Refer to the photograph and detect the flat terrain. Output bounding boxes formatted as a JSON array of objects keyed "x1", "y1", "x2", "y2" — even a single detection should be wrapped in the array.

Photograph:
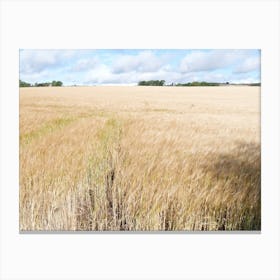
[{"x1": 20, "y1": 86, "x2": 261, "y2": 231}]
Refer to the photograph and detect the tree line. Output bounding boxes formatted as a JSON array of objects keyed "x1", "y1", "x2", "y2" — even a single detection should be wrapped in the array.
[
  {"x1": 175, "y1": 81, "x2": 220, "y2": 86},
  {"x1": 137, "y1": 80, "x2": 221, "y2": 86},
  {"x1": 19, "y1": 80, "x2": 63, "y2": 87},
  {"x1": 138, "y1": 80, "x2": 261, "y2": 86},
  {"x1": 138, "y1": 80, "x2": 165, "y2": 86}
]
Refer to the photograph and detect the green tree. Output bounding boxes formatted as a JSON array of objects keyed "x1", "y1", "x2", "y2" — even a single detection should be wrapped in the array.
[
  {"x1": 51, "y1": 80, "x2": 63, "y2": 87},
  {"x1": 138, "y1": 80, "x2": 165, "y2": 86},
  {"x1": 19, "y1": 80, "x2": 31, "y2": 87},
  {"x1": 36, "y1": 82, "x2": 51, "y2": 87}
]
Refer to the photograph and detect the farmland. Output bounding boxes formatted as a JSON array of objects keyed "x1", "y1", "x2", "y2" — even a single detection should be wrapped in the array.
[{"x1": 19, "y1": 86, "x2": 261, "y2": 231}]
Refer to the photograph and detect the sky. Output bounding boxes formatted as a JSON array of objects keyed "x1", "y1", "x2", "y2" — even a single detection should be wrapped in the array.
[{"x1": 19, "y1": 49, "x2": 261, "y2": 86}]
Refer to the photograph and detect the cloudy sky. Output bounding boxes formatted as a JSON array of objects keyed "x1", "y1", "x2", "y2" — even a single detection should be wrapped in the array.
[{"x1": 20, "y1": 49, "x2": 260, "y2": 86}]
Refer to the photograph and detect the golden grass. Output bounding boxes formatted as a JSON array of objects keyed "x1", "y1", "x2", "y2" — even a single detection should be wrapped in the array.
[{"x1": 19, "y1": 86, "x2": 261, "y2": 231}]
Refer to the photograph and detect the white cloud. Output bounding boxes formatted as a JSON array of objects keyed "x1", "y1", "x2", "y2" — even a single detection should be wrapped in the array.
[
  {"x1": 233, "y1": 56, "x2": 260, "y2": 73},
  {"x1": 20, "y1": 50, "x2": 57, "y2": 74},
  {"x1": 71, "y1": 57, "x2": 99, "y2": 72},
  {"x1": 230, "y1": 77, "x2": 260, "y2": 84},
  {"x1": 112, "y1": 51, "x2": 164, "y2": 73},
  {"x1": 84, "y1": 65, "x2": 217, "y2": 85},
  {"x1": 85, "y1": 64, "x2": 119, "y2": 84},
  {"x1": 180, "y1": 50, "x2": 249, "y2": 73},
  {"x1": 20, "y1": 70, "x2": 51, "y2": 84},
  {"x1": 20, "y1": 50, "x2": 87, "y2": 74}
]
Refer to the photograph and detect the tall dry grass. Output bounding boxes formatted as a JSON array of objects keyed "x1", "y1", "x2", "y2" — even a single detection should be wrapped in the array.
[{"x1": 20, "y1": 86, "x2": 261, "y2": 231}]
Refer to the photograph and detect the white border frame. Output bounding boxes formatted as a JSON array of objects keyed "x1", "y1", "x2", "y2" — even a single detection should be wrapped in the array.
[{"x1": 1, "y1": 0, "x2": 280, "y2": 279}]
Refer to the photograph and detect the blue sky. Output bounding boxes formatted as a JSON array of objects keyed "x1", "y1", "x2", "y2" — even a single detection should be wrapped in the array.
[{"x1": 20, "y1": 49, "x2": 261, "y2": 85}]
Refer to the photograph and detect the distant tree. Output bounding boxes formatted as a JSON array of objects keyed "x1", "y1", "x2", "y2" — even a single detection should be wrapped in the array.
[
  {"x1": 51, "y1": 80, "x2": 63, "y2": 87},
  {"x1": 36, "y1": 82, "x2": 51, "y2": 87},
  {"x1": 248, "y1": 83, "x2": 261, "y2": 86},
  {"x1": 138, "y1": 81, "x2": 147, "y2": 86},
  {"x1": 19, "y1": 80, "x2": 31, "y2": 87},
  {"x1": 175, "y1": 81, "x2": 220, "y2": 86},
  {"x1": 138, "y1": 80, "x2": 165, "y2": 86},
  {"x1": 31, "y1": 81, "x2": 63, "y2": 87}
]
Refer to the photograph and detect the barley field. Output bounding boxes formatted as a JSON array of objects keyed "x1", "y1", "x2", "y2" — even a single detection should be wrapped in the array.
[{"x1": 19, "y1": 86, "x2": 261, "y2": 231}]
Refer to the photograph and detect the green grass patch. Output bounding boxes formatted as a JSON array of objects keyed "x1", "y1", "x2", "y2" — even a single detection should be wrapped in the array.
[{"x1": 20, "y1": 117, "x2": 75, "y2": 144}]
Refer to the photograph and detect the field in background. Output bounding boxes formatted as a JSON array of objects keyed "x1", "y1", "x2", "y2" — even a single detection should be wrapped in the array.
[{"x1": 20, "y1": 86, "x2": 261, "y2": 231}]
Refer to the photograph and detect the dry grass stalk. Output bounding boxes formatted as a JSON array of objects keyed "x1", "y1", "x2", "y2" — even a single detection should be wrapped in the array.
[{"x1": 20, "y1": 86, "x2": 261, "y2": 231}]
